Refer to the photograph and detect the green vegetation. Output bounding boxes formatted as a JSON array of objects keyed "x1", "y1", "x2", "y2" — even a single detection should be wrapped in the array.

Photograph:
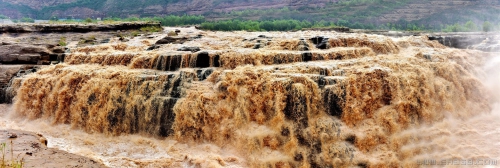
[
  {"x1": 19, "y1": 17, "x2": 34, "y2": 23},
  {"x1": 140, "y1": 26, "x2": 162, "y2": 32},
  {"x1": 1, "y1": 141, "x2": 24, "y2": 168},
  {"x1": 483, "y1": 21, "x2": 492, "y2": 32},
  {"x1": 198, "y1": 18, "x2": 499, "y2": 32},
  {"x1": 153, "y1": 15, "x2": 205, "y2": 26},
  {"x1": 130, "y1": 30, "x2": 140, "y2": 37},
  {"x1": 3, "y1": 0, "x2": 500, "y2": 32},
  {"x1": 36, "y1": 0, "x2": 106, "y2": 18},
  {"x1": 6, "y1": 11, "x2": 500, "y2": 33},
  {"x1": 84, "y1": 18, "x2": 93, "y2": 23},
  {"x1": 59, "y1": 37, "x2": 67, "y2": 46},
  {"x1": 42, "y1": 13, "x2": 500, "y2": 32},
  {"x1": 0, "y1": 15, "x2": 7, "y2": 19},
  {"x1": 0, "y1": 2, "x2": 35, "y2": 17},
  {"x1": 200, "y1": 19, "x2": 342, "y2": 31},
  {"x1": 167, "y1": 31, "x2": 178, "y2": 36},
  {"x1": 98, "y1": 15, "x2": 204, "y2": 26},
  {"x1": 439, "y1": 21, "x2": 498, "y2": 32},
  {"x1": 464, "y1": 21, "x2": 477, "y2": 31}
]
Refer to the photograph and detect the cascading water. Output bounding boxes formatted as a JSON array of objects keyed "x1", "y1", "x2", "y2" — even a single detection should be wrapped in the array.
[{"x1": 1, "y1": 29, "x2": 498, "y2": 167}]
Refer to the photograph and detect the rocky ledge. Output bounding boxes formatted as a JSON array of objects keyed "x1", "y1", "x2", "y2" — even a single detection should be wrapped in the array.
[
  {"x1": 356, "y1": 30, "x2": 500, "y2": 52},
  {"x1": 426, "y1": 32, "x2": 500, "y2": 52},
  {"x1": 0, "y1": 22, "x2": 161, "y2": 33}
]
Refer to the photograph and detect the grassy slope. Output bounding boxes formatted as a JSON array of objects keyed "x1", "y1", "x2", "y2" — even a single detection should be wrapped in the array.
[{"x1": 0, "y1": 1, "x2": 34, "y2": 16}]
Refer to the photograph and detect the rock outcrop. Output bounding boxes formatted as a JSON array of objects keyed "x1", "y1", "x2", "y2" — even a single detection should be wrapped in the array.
[
  {"x1": 2, "y1": 0, "x2": 499, "y2": 27},
  {"x1": 0, "y1": 65, "x2": 38, "y2": 103},
  {"x1": 0, "y1": 44, "x2": 49, "y2": 64},
  {"x1": 0, "y1": 43, "x2": 66, "y2": 64},
  {"x1": 0, "y1": 23, "x2": 163, "y2": 104},
  {"x1": 2, "y1": 27, "x2": 494, "y2": 167},
  {"x1": 155, "y1": 36, "x2": 190, "y2": 45},
  {"x1": 177, "y1": 46, "x2": 201, "y2": 52},
  {"x1": 0, "y1": 22, "x2": 161, "y2": 33},
  {"x1": 472, "y1": 38, "x2": 500, "y2": 52},
  {"x1": 427, "y1": 33, "x2": 500, "y2": 51},
  {"x1": 355, "y1": 30, "x2": 500, "y2": 52}
]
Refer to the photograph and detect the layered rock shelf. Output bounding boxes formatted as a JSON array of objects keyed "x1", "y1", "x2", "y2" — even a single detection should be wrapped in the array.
[
  {"x1": 0, "y1": 27, "x2": 494, "y2": 167},
  {"x1": 354, "y1": 30, "x2": 500, "y2": 52},
  {"x1": 0, "y1": 22, "x2": 161, "y2": 33}
]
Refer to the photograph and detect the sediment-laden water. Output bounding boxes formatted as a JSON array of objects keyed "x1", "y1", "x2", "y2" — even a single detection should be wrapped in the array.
[{"x1": 1, "y1": 28, "x2": 499, "y2": 167}]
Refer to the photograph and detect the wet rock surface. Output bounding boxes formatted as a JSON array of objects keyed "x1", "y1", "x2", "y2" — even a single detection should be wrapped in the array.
[
  {"x1": 1, "y1": 27, "x2": 496, "y2": 167},
  {"x1": 155, "y1": 36, "x2": 190, "y2": 44},
  {"x1": 177, "y1": 46, "x2": 200, "y2": 52},
  {"x1": 0, "y1": 23, "x2": 167, "y2": 104},
  {"x1": 0, "y1": 22, "x2": 161, "y2": 33},
  {"x1": 355, "y1": 30, "x2": 500, "y2": 52},
  {"x1": 0, "y1": 44, "x2": 51, "y2": 64},
  {"x1": 0, "y1": 65, "x2": 39, "y2": 104},
  {"x1": 0, "y1": 130, "x2": 106, "y2": 168},
  {"x1": 427, "y1": 33, "x2": 500, "y2": 52}
]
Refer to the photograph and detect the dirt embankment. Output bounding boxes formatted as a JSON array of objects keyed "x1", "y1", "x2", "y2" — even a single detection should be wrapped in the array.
[
  {"x1": 0, "y1": 130, "x2": 106, "y2": 168},
  {"x1": 0, "y1": 105, "x2": 106, "y2": 168}
]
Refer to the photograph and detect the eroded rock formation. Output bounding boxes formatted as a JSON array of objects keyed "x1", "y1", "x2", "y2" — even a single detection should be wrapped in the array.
[
  {"x1": 0, "y1": 22, "x2": 161, "y2": 33},
  {"x1": 4, "y1": 28, "x2": 494, "y2": 167}
]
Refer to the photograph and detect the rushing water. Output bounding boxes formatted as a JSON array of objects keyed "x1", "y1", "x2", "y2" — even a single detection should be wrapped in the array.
[{"x1": 1, "y1": 30, "x2": 499, "y2": 167}]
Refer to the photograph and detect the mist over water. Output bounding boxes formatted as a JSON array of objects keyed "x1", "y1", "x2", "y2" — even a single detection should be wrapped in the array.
[
  {"x1": 397, "y1": 53, "x2": 500, "y2": 166},
  {"x1": 0, "y1": 104, "x2": 248, "y2": 167}
]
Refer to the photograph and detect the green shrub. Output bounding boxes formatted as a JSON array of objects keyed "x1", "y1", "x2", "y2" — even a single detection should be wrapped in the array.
[
  {"x1": 464, "y1": 21, "x2": 477, "y2": 31},
  {"x1": 20, "y1": 17, "x2": 34, "y2": 23},
  {"x1": 167, "y1": 31, "x2": 177, "y2": 36},
  {"x1": 88, "y1": 35, "x2": 96, "y2": 41},
  {"x1": 84, "y1": 18, "x2": 93, "y2": 23},
  {"x1": 58, "y1": 37, "x2": 67, "y2": 46},
  {"x1": 483, "y1": 21, "x2": 492, "y2": 32},
  {"x1": 1, "y1": 141, "x2": 24, "y2": 168},
  {"x1": 140, "y1": 26, "x2": 162, "y2": 32},
  {"x1": 130, "y1": 30, "x2": 139, "y2": 37}
]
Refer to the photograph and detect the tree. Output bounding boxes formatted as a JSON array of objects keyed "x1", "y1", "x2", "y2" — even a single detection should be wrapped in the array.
[
  {"x1": 84, "y1": 18, "x2": 93, "y2": 23},
  {"x1": 0, "y1": 15, "x2": 8, "y2": 19},
  {"x1": 464, "y1": 21, "x2": 477, "y2": 32},
  {"x1": 483, "y1": 21, "x2": 492, "y2": 32},
  {"x1": 20, "y1": 17, "x2": 34, "y2": 23},
  {"x1": 336, "y1": 19, "x2": 349, "y2": 27}
]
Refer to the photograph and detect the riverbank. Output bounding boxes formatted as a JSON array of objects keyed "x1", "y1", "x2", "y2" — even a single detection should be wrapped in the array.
[{"x1": 0, "y1": 104, "x2": 106, "y2": 168}]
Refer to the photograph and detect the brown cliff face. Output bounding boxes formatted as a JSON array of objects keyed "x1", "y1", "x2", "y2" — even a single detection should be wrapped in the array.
[
  {"x1": 2, "y1": 0, "x2": 77, "y2": 9},
  {"x1": 99, "y1": 0, "x2": 336, "y2": 15},
  {"x1": 378, "y1": 0, "x2": 500, "y2": 22},
  {"x1": 51, "y1": 7, "x2": 103, "y2": 19},
  {"x1": 1, "y1": 0, "x2": 337, "y2": 18},
  {"x1": 1, "y1": 0, "x2": 500, "y2": 28},
  {"x1": 208, "y1": 0, "x2": 335, "y2": 14}
]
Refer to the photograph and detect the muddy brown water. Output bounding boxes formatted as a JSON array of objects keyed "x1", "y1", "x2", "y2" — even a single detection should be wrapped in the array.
[{"x1": 1, "y1": 28, "x2": 499, "y2": 167}]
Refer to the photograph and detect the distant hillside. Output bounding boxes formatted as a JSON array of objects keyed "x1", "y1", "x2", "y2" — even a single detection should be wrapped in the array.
[
  {"x1": 0, "y1": 0, "x2": 335, "y2": 18},
  {"x1": 1, "y1": 0, "x2": 500, "y2": 29}
]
